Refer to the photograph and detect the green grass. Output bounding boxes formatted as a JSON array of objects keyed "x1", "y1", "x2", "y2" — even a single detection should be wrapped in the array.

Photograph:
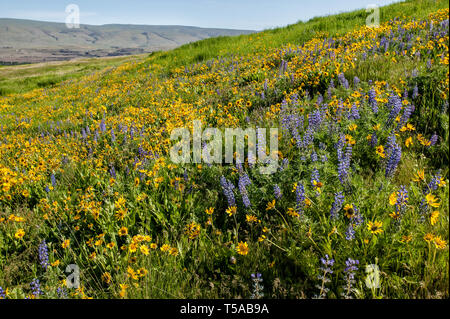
[{"x1": 0, "y1": 55, "x2": 147, "y2": 96}]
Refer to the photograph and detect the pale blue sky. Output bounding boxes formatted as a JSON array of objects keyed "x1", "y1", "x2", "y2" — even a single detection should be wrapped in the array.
[{"x1": 0, "y1": 0, "x2": 401, "y2": 30}]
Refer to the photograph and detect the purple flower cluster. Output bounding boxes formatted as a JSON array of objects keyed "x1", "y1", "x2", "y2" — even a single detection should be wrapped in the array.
[
  {"x1": 330, "y1": 192, "x2": 345, "y2": 219},
  {"x1": 336, "y1": 136, "x2": 352, "y2": 184},
  {"x1": 392, "y1": 186, "x2": 408, "y2": 222},
  {"x1": 30, "y1": 279, "x2": 43, "y2": 297},
  {"x1": 396, "y1": 103, "x2": 413, "y2": 131},
  {"x1": 386, "y1": 92, "x2": 402, "y2": 126},
  {"x1": 316, "y1": 254, "x2": 334, "y2": 298},
  {"x1": 345, "y1": 224, "x2": 355, "y2": 240},
  {"x1": 250, "y1": 273, "x2": 264, "y2": 299},
  {"x1": 369, "y1": 132, "x2": 378, "y2": 148},
  {"x1": 368, "y1": 87, "x2": 378, "y2": 114},
  {"x1": 348, "y1": 104, "x2": 360, "y2": 120},
  {"x1": 38, "y1": 240, "x2": 49, "y2": 270},
  {"x1": 310, "y1": 168, "x2": 320, "y2": 187},
  {"x1": 338, "y1": 73, "x2": 349, "y2": 89},
  {"x1": 220, "y1": 176, "x2": 236, "y2": 207},
  {"x1": 342, "y1": 258, "x2": 359, "y2": 299},
  {"x1": 428, "y1": 133, "x2": 438, "y2": 147},
  {"x1": 309, "y1": 109, "x2": 324, "y2": 130},
  {"x1": 274, "y1": 184, "x2": 282, "y2": 199},
  {"x1": 51, "y1": 174, "x2": 56, "y2": 187},
  {"x1": 385, "y1": 142, "x2": 402, "y2": 178},
  {"x1": 238, "y1": 174, "x2": 252, "y2": 208},
  {"x1": 426, "y1": 173, "x2": 443, "y2": 193},
  {"x1": 295, "y1": 182, "x2": 305, "y2": 215}
]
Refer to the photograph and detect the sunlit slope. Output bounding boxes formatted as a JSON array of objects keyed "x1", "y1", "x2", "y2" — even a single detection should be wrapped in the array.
[{"x1": 0, "y1": 0, "x2": 448, "y2": 299}]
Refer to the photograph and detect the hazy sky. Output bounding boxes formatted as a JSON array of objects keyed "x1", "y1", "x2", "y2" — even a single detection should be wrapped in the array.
[{"x1": 0, "y1": 0, "x2": 401, "y2": 30}]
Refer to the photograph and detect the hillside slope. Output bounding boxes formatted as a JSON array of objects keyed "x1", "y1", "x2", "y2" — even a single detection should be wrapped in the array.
[
  {"x1": 0, "y1": 0, "x2": 448, "y2": 300},
  {"x1": 0, "y1": 18, "x2": 254, "y2": 63}
]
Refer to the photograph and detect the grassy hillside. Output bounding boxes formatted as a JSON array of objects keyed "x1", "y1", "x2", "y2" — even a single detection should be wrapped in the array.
[
  {"x1": 0, "y1": 0, "x2": 448, "y2": 299},
  {"x1": 0, "y1": 54, "x2": 147, "y2": 95}
]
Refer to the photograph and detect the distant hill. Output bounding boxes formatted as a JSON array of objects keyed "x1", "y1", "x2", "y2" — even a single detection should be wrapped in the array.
[{"x1": 0, "y1": 18, "x2": 254, "y2": 64}]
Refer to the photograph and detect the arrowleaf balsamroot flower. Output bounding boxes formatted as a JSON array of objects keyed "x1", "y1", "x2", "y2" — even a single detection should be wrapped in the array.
[
  {"x1": 367, "y1": 221, "x2": 383, "y2": 235},
  {"x1": 236, "y1": 241, "x2": 249, "y2": 255}
]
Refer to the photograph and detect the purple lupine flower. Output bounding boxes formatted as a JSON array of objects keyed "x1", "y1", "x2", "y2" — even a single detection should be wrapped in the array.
[
  {"x1": 338, "y1": 73, "x2": 349, "y2": 89},
  {"x1": 238, "y1": 174, "x2": 252, "y2": 208},
  {"x1": 57, "y1": 287, "x2": 68, "y2": 299},
  {"x1": 330, "y1": 192, "x2": 345, "y2": 219},
  {"x1": 30, "y1": 279, "x2": 43, "y2": 297},
  {"x1": 0, "y1": 286, "x2": 6, "y2": 299},
  {"x1": 403, "y1": 88, "x2": 409, "y2": 100},
  {"x1": 426, "y1": 173, "x2": 443, "y2": 193},
  {"x1": 428, "y1": 133, "x2": 438, "y2": 146},
  {"x1": 309, "y1": 109, "x2": 324, "y2": 130},
  {"x1": 345, "y1": 224, "x2": 355, "y2": 240},
  {"x1": 394, "y1": 185, "x2": 408, "y2": 217},
  {"x1": 220, "y1": 176, "x2": 236, "y2": 207},
  {"x1": 412, "y1": 85, "x2": 419, "y2": 99},
  {"x1": 248, "y1": 150, "x2": 256, "y2": 168},
  {"x1": 369, "y1": 132, "x2": 378, "y2": 148},
  {"x1": 50, "y1": 174, "x2": 56, "y2": 187},
  {"x1": 111, "y1": 129, "x2": 116, "y2": 143},
  {"x1": 353, "y1": 76, "x2": 360, "y2": 87},
  {"x1": 337, "y1": 140, "x2": 352, "y2": 184},
  {"x1": 100, "y1": 120, "x2": 106, "y2": 132},
  {"x1": 327, "y1": 79, "x2": 334, "y2": 99},
  {"x1": 316, "y1": 94, "x2": 323, "y2": 106},
  {"x1": 295, "y1": 182, "x2": 305, "y2": 215},
  {"x1": 319, "y1": 255, "x2": 334, "y2": 274},
  {"x1": 342, "y1": 258, "x2": 359, "y2": 299},
  {"x1": 352, "y1": 205, "x2": 364, "y2": 226},
  {"x1": 317, "y1": 254, "x2": 334, "y2": 298},
  {"x1": 368, "y1": 88, "x2": 378, "y2": 112},
  {"x1": 250, "y1": 273, "x2": 264, "y2": 299},
  {"x1": 38, "y1": 240, "x2": 49, "y2": 270},
  {"x1": 348, "y1": 104, "x2": 360, "y2": 120},
  {"x1": 310, "y1": 168, "x2": 320, "y2": 188},
  {"x1": 385, "y1": 142, "x2": 402, "y2": 178},
  {"x1": 256, "y1": 128, "x2": 266, "y2": 158},
  {"x1": 396, "y1": 103, "x2": 413, "y2": 131},
  {"x1": 302, "y1": 126, "x2": 315, "y2": 148},
  {"x1": 274, "y1": 184, "x2": 282, "y2": 199},
  {"x1": 386, "y1": 92, "x2": 402, "y2": 126},
  {"x1": 109, "y1": 166, "x2": 116, "y2": 179},
  {"x1": 385, "y1": 133, "x2": 397, "y2": 157},
  {"x1": 311, "y1": 151, "x2": 318, "y2": 162}
]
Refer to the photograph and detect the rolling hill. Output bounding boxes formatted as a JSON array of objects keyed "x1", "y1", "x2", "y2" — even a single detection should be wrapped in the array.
[{"x1": 0, "y1": 18, "x2": 254, "y2": 64}]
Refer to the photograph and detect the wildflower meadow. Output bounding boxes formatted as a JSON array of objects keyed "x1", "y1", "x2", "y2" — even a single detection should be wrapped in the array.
[{"x1": 0, "y1": 0, "x2": 448, "y2": 300}]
